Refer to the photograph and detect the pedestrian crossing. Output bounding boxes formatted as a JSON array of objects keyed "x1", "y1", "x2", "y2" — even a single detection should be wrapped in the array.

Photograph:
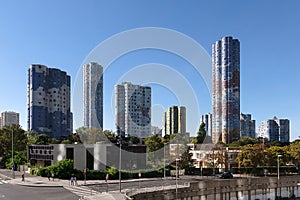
[
  {"x1": 0, "y1": 178, "x2": 8, "y2": 185},
  {"x1": 64, "y1": 185, "x2": 99, "y2": 199}
]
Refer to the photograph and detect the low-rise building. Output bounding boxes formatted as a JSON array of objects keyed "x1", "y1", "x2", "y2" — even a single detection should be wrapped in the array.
[
  {"x1": 28, "y1": 143, "x2": 147, "y2": 170},
  {"x1": 188, "y1": 144, "x2": 240, "y2": 170}
]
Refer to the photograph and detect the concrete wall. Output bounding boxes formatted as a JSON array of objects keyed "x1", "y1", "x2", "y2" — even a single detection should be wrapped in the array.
[
  {"x1": 52, "y1": 144, "x2": 87, "y2": 170},
  {"x1": 130, "y1": 176, "x2": 300, "y2": 200}
]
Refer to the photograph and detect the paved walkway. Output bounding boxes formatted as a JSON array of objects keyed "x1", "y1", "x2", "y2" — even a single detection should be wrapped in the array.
[
  {"x1": 0, "y1": 169, "x2": 175, "y2": 199},
  {"x1": 0, "y1": 169, "x2": 199, "y2": 199}
]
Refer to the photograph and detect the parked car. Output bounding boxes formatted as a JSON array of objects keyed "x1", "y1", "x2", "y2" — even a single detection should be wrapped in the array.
[{"x1": 217, "y1": 172, "x2": 233, "y2": 179}]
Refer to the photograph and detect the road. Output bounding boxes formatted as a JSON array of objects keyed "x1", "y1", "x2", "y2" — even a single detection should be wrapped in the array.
[{"x1": 0, "y1": 178, "x2": 78, "y2": 200}]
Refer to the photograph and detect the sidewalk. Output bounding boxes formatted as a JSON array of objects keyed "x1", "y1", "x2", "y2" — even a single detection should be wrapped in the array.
[
  {"x1": 7, "y1": 173, "x2": 171, "y2": 188},
  {"x1": 0, "y1": 170, "x2": 128, "y2": 199},
  {"x1": 0, "y1": 169, "x2": 186, "y2": 200}
]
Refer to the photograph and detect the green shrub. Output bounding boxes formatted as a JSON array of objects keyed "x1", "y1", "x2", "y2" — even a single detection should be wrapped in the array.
[
  {"x1": 30, "y1": 166, "x2": 39, "y2": 176},
  {"x1": 49, "y1": 159, "x2": 74, "y2": 179},
  {"x1": 86, "y1": 170, "x2": 106, "y2": 180},
  {"x1": 107, "y1": 167, "x2": 118, "y2": 179},
  {"x1": 37, "y1": 167, "x2": 50, "y2": 177}
]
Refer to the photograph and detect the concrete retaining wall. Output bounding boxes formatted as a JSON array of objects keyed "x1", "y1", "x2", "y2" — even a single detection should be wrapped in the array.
[{"x1": 130, "y1": 176, "x2": 300, "y2": 200}]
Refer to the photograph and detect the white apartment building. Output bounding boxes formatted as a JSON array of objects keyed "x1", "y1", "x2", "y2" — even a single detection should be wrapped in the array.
[
  {"x1": 115, "y1": 82, "x2": 151, "y2": 138},
  {"x1": 83, "y1": 62, "x2": 103, "y2": 129}
]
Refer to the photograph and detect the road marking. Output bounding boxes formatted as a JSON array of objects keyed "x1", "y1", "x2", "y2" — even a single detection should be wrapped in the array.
[
  {"x1": 64, "y1": 185, "x2": 98, "y2": 197},
  {"x1": 0, "y1": 178, "x2": 7, "y2": 185}
]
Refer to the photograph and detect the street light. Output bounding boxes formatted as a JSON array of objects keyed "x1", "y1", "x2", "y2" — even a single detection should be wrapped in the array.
[
  {"x1": 118, "y1": 138, "x2": 122, "y2": 193},
  {"x1": 164, "y1": 142, "x2": 169, "y2": 179},
  {"x1": 277, "y1": 154, "x2": 282, "y2": 180},
  {"x1": 11, "y1": 129, "x2": 14, "y2": 179},
  {"x1": 175, "y1": 158, "x2": 180, "y2": 199}
]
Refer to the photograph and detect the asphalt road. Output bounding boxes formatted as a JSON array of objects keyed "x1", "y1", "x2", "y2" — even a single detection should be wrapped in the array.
[{"x1": 0, "y1": 181, "x2": 79, "y2": 200}]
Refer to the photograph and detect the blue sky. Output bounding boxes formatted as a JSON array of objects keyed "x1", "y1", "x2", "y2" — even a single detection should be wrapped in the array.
[{"x1": 0, "y1": 0, "x2": 299, "y2": 141}]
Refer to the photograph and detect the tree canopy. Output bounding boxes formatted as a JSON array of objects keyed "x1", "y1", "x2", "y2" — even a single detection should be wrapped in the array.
[
  {"x1": 192, "y1": 122, "x2": 212, "y2": 144},
  {"x1": 144, "y1": 135, "x2": 164, "y2": 152},
  {"x1": 75, "y1": 127, "x2": 106, "y2": 144},
  {"x1": 0, "y1": 124, "x2": 28, "y2": 156},
  {"x1": 0, "y1": 125, "x2": 28, "y2": 169}
]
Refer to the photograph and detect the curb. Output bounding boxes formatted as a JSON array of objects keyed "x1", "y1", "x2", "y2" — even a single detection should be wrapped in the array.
[
  {"x1": 15, "y1": 183, "x2": 64, "y2": 188},
  {"x1": 0, "y1": 173, "x2": 12, "y2": 181}
]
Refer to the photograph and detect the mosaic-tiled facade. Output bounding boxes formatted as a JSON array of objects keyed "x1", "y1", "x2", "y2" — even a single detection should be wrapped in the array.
[
  {"x1": 115, "y1": 82, "x2": 151, "y2": 138},
  {"x1": 212, "y1": 36, "x2": 240, "y2": 144},
  {"x1": 27, "y1": 64, "x2": 72, "y2": 139}
]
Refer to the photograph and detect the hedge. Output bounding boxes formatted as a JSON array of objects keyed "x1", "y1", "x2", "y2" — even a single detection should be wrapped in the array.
[{"x1": 30, "y1": 159, "x2": 170, "y2": 180}]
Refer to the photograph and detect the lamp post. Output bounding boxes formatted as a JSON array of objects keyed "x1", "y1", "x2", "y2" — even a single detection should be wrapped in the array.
[
  {"x1": 119, "y1": 138, "x2": 122, "y2": 193},
  {"x1": 175, "y1": 158, "x2": 180, "y2": 199},
  {"x1": 277, "y1": 155, "x2": 282, "y2": 180},
  {"x1": 11, "y1": 129, "x2": 15, "y2": 179},
  {"x1": 164, "y1": 142, "x2": 169, "y2": 179}
]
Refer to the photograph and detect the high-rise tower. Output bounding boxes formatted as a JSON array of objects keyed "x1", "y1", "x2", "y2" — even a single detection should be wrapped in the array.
[
  {"x1": 27, "y1": 64, "x2": 72, "y2": 139},
  {"x1": 258, "y1": 117, "x2": 290, "y2": 143},
  {"x1": 164, "y1": 106, "x2": 186, "y2": 136},
  {"x1": 115, "y1": 82, "x2": 151, "y2": 138},
  {"x1": 201, "y1": 113, "x2": 212, "y2": 137},
  {"x1": 83, "y1": 62, "x2": 103, "y2": 129},
  {"x1": 212, "y1": 36, "x2": 240, "y2": 144},
  {"x1": 0, "y1": 111, "x2": 19, "y2": 128},
  {"x1": 240, "y1": 113, "x2": 256, "y2": 138}
]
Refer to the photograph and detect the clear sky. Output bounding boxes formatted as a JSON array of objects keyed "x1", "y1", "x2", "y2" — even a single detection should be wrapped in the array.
[{"x1": 0, "y1": 0, "x2": 299, "y2": 141}]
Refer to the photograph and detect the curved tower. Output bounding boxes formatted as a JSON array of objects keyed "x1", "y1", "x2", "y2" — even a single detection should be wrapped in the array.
[{"x1": 212, "y1": 36, "x2": 240, "y2": 144}]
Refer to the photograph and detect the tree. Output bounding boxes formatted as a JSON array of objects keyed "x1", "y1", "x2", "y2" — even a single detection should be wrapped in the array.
[
  {"x1": 178, "y1": 147, "x2": 193, "y2": 169},
  {"x1": 265, "y1": 145, "x2": 288, "y2": 166},
  {"x1": 0, "y1": 125, "x2": 28, "y2": 156},
  {"x1": 56, "y1": 133, "x2": 82, "y2": 144},
  {"x1": 144, "y1": 135, "x2": 164, "y2": 152},
  {"x1": 29, "y1": 134, "x2": 52, "y2": 144},
  {"x1": 233, "y1": 136, "x2": 259, "y2": 146},
  {"x1": 3, "y1": 151, "x2": 27, "y2": 170},
  {"x1": 144, "y1": 135, "x2": 164, "y2": 168},
  {"x1": 0, "y1": 125, "x2": 28, "y2": 169},
  {"x1": 286, "y1": 140, "x2": 300, "y2": 173},
  {"x1": 237, "y1": 144, "x2": 266, "y2": 168},
  {"x1": 192, "y1": 122, "x2": 210, "y2": 144},
  {"x1": 103, "y1": 130, "x2": 116, "y2": 143},
  {"x1": 76, "y1": 127, "x2": 106, "y2": 144},
  {"x1": 27, "y1": 131, "x2": 61, "y2": 144},
  {"x1": 129, "y1": 135, "x2": 140, "y2": 144}
]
